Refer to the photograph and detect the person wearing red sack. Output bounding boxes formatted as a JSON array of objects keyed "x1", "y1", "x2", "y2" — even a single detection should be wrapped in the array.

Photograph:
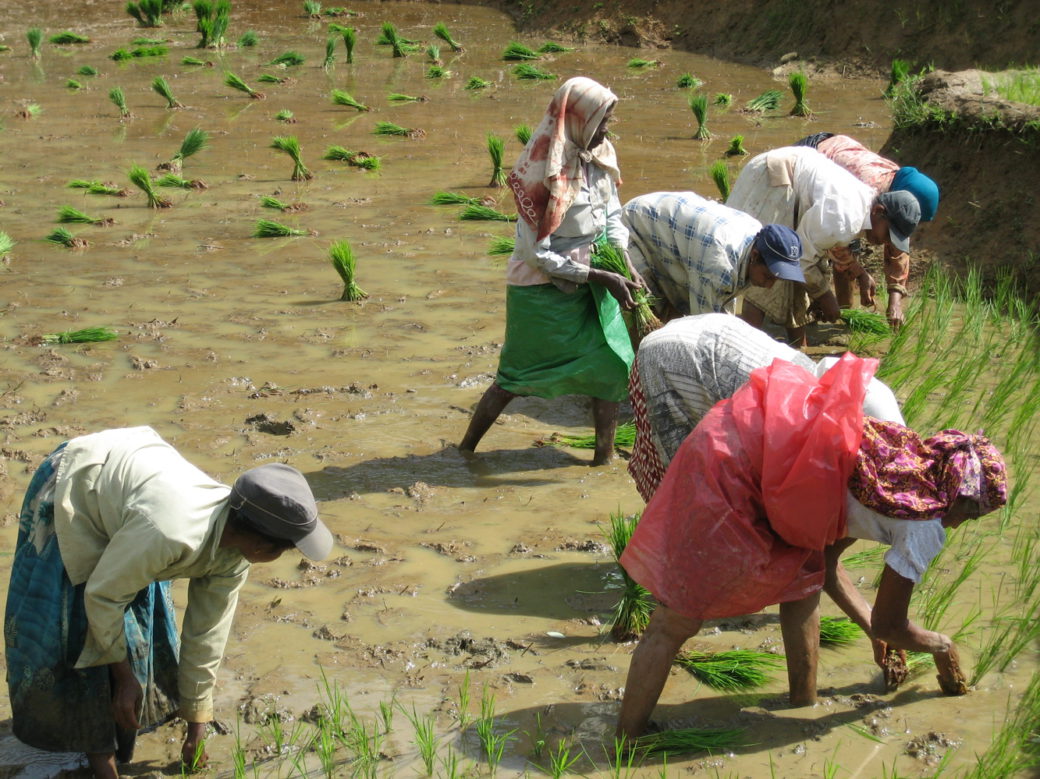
[{"x1": 614, "y1": 356, "x2": 1007, "y2": 739}]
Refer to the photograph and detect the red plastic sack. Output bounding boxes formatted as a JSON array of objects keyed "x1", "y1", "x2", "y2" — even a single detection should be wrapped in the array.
[{"x1": 621, "y1": 354, "x2": 875, "y2": 621}]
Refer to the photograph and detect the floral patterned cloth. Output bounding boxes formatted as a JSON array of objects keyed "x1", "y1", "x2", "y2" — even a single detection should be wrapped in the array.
[{"x1": 849, "y1": 418, "x2": 1008, "y2": 520}]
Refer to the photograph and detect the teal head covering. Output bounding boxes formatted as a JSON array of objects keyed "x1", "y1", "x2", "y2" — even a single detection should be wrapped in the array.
[{"x1": 892, "y1": 167, "x2": 939, "y2": 222}]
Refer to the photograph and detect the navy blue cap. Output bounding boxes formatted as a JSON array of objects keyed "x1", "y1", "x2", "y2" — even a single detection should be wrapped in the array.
[{"x1": 755, "y1": 224, "x2": 804, "y2": 283}]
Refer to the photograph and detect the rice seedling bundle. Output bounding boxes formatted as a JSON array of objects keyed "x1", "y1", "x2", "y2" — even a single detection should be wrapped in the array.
[
  {"x1": 58, "y1": 205, "x2": 113, "y2": 226},
  {"x1": 257, "y1": 73, "x2": 287, "y2": 84},
  {"x1": 260, "y1": 195, "x2": 290, "y2": 210},
  {"x1": 388, "y1": 93, "x2": 425, "y2": 103},
  {"x1": 543, "y1": 420, "x2": 637, "y2": 450},
  {"x1": 270, "y1": 51, "x2": 305, "y2": 67},
  {"x1": 465, "y1": 76, "x2": 492, "y2": 90},
  {"x1": 181, "y1": 56, "x2": 208, "y2": 66},
  {"x1": 426, "y1": 65, "x2": 449, "y2": 79},
  {"x1": 487, "y1": 133, "x2": 507, "y2": 188},
  {"x1": 488, "y1": 235, "x2": 515, "y2": 256},
  {"x1": 77, "y1": 65, "x2": 99, "y2": 76},
  {"x1": 426, "y1": 44, "x2": 441, "y2": 64},
  {"x1": 433, "y1": 22, "x2": 463, "y2": 52},
  {"x1": 45, "y1": 228, "x2": 88, "y2": 249},
  {"x1": 513, "y1": 63, "x2": 556, "y2": 80},
  {"x1": 111, "y1": 44, "x2": 168, "y2": 60},
  {"x1": 157, "y1": 173, "x2": 207, "y2": 189},
  {"x1": 322, "y1": 37, "x2": 335, "y2": 70},
  {"x1": 502, "y1": 41, "x2": 539, "y2": 61},
  {"x1": 27, "y1": 28, "x2": 43, "y2": 60},
  {"x1": 330, "y1": 89, "x2": 369, "y2": 111},
  {"x1": 41, "y1": 327, "x2": 117, "y2": 344},
  {"x1": 340, "y1": 27, "x2": 356, "y2": 63},
  {"x1": 789, "y1": 71, "x2": 813, "y2": 117},
  {"x1": 592, "y1": 240, "x2": 662, "y2": 337},
  {"x1": 714, "y1": 92, "x2": 733, "y2": 107},
  {"x1": 50, "y1": 31, "x2": 90, "y2": 45},
  {"x1": 194, "y1": 0, "x2": 230, "y2": 48},
  {"x1": 430, "y1": 191, "x2": 482, "y2": 206},
  {"x1": 634, "y1": 727, "x2": 744, "y2": 756},
  {"x1": 374, "y1": 121, "x2": 422, "y2": 138},
  {"x1": 675, "y1": 650, "x2": 785, "y2": 691},
  {"x1": 126, "y1": 0, "x2": 170, "y2": 27},
  {"x1": 66, "y1": 79, "x2": 82, "y2": 90},
  {"x1": 841, "y1": 545, "x2": 884, "y2": 568},
  {"x1": 744, "y1": 89, "x2": 783, "y2": 112},
  {"x1": 330, "y1": 240, "x2": 367, "y2": 301},
  {"x1": 108, "y1": 87, "x2": 131, "y2": 118},
  {"x1": 676, "y1": 72, "x2": 702, "y2": 89},
  {"x1": 132, "y1": 37, "x2": 166, "y2": 45},
  {"x1": 459, "y1": 204, "x2": 515, "y2": 222},
  {"x1": 275, "y1": 109, "x2": 296, "y2": 123},
  {"x1": 603, "y1": 510, "x2": 655, "y2": 641},
  {"x1": 726, "y1": 135, "x2": 748, "y2": 156},
  {"x1": 323, "y1": 145, "x2": 357, "y2": 161},
  {"x1": 303, "y1": 0, "x2": 322, "y2": 18},
  {"x1": 238, "y1": 30, "x2": 258, "y2": 47},
  {"x1": 224, "y1": 72, "x2": 265, "y2": 99},
  {"x1": 379, "y1": 22, "x2": 412, "y2": 58},
  {"x1": 709, "y1": 161, "x2": 731, "y2": 201},
  {"x1": 271, "y1": 135, "x2": 312, "y2": 181},
  {"x1": 152, "y1": 76, "x2": 183, "y2": 108},
  {"x1": 253, "y1": 219, "x2": 307, "y2": 238},
  {"x1": 515, "y1": 124, "x2": 532, "y2": 145},
  {"x1": 16, "y1": 103, "x2": 42, "y2": 119},
  {"x1": 627, "y1": 58, "x2": 661, "y2": 69},
  {"x1": 538, "y1": 41, "x2": 573, "y2": 53},
  {"x1": 885, "y1": 59, "x2": 911, "y2": 96},
  {"x1": 819, "y1": 616, "x2": 863, "y2": 646},
  {"x1": 349, "y1": 154, "x2": 381, "y2": 171},
  {"x1": 128, "y1": 164, "x2": 172, "y2": 208},
  {"x1": 0, "y1": 232, "x2": 17, "y2": 260},
  {"x1": 840, "y1": 309, "x2": 889, "y2": 334},
  {"x1": 68, "y1": 179, "x2": 128, "y2": 196},
  {"x1": 689, "y1": 92, "x2": 711, "y2": 140}
]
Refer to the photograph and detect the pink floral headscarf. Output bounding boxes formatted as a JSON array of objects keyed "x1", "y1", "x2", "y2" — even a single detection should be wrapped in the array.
[
  {"x1": 849, "y1": 417, "x2": 1008, "y2": 520},
  {"x1": 507, "y1": 76, "x2": 621, "y2": 241}
]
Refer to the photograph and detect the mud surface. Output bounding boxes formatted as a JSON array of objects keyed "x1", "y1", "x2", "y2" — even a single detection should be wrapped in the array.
[{"x1": 0, "y1": 2, "x2": 1036, "y2": 778}]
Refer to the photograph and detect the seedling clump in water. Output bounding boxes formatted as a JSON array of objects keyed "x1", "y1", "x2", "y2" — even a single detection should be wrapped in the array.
[
  {"x1": 329, "y1": 240, "x2": 367, "y2": 301},
  {"x1": 128, "y1": 164, "x2": 172, "y2": 208},
  {"x1": 271, "y1": 135, "x2": 312, "y2": 181}
]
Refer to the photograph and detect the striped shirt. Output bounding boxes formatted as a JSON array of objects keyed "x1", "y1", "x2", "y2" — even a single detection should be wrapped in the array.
[{"x1": 621, "y1": 192, "x2": 759, "y2": 316}]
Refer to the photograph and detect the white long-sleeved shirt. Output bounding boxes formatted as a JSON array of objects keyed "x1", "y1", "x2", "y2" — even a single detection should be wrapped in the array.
[{"x1": 53, "y1": 426, "x2": 249, "y2": 722}]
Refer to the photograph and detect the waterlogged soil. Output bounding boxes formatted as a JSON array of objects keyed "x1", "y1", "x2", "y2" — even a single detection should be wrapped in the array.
[{"x1": 0, "y1": 2, "x2": 1035, "y2": 777}]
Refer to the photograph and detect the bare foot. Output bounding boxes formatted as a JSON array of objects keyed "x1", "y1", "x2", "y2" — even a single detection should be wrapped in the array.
[{"x1": 934, "y1": 646, "x2": 968, "y2": 695}]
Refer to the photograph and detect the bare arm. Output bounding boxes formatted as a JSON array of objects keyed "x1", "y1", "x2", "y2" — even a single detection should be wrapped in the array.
[{"x1": 824, "y1": 540, "x2": 888, "y2": 671}]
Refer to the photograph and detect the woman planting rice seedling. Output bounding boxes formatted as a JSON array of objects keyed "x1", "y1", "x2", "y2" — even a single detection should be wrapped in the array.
[
  {"x1": 57, "y1": 206, "x2": 114, "y2": 227},
  {"x1": 271, "y1": 136, "x2": 312, "y2": 181},
  {"x1": 689, "y1": 93, "x2": 711, "y2": 140},
  {"x1": 486, "y1": 133, "x2": 507, "y2": 188},
  {"x1": 253, "y1": 219, "x2": 310, "y2": 238},
  {"x1": 224, "y1": 72, "x2": 265, "y2": 100},
  {"x1": 108, "y1": 87, "x2": 132, "y2": 119},
  {"x1": 4, "y1": 427, "x2": 332, "y2": 779},
  {"x1": 616, "y1": 353, "x2": 1006, "y2": 739},
  {"x1": 128, "y1": 165, "x2": 172, "y2": 208},
  {"x1": 46, "y1": 228, "x2": 89, "y2": 249},
  {"x1": 329, "y1": 240, "x2": 367, "y2": 301},
  {"x1": 433, "y1": 22, "x2": 463, "y2": 52},
  {"x1": 151, "y1": 77, "x2": 183, "y2": 109},
  {"x1": 331, "y1": 89, "x2": 369, "y2": 111},
  {"x1": 459, "y1": 77, "x2": 642, "y2": 466},
  {"x1": 41, "y1": 327, "x2": 118, "y2": 344},
  {"x1": 789, "y1": 71, "x2": 814, "y2": 117},
  {"x1": 513, "y1": 63, "x2": 556, "y2": 81}
]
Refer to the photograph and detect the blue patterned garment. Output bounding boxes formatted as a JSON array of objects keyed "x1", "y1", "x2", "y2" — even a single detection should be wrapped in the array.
[
  {"x1": 621, "y1": 191, "x2": 761, "y2": 316},
  {"x1": 4, "y1": 444, "x2": 180, "y2": 754}
]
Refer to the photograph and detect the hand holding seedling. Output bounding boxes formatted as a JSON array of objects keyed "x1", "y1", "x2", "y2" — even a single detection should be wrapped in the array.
[
  {"x1": 588, "y1": 267, "x2": 639, "y2": 310},
  {"x1": 181, "y1": 722, "x2": 209, "y2": 772},
  {"x1": 934, "y1": 643, "x2": 968, "y2": 695},
  {"x1": 857, "y1": 271, "x2": 877, "y2": 307}
]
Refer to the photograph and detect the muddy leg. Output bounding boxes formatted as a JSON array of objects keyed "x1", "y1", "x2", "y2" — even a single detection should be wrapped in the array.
[
  {"x1": 834, "y1": 269, "x2": 854, "y2": 309},
  {"x1": 459, "y1": 382, "x2": 517, "y2": 453},
  {"x1": 591, "y1": 398, "x2": 619, "y2": 466},
  {"x1": 616, "y1": 605, "x2": 703, "y2": 740},
  {"x1": 785, "y1": 326, "x2": 808, "y2": 349},
  {"x1": 779, "y1": 591, "x2": 821, "y2": 706},
  {"x1": 86, "y1": 752, "x2": 118, "y2": 779},
  {"x1": 740, "y1": 299, "x2": 767, "y2": 332}
]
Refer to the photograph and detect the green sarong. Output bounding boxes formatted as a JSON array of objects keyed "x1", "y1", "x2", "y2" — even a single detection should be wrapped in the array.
[{"x1": 496, "y1": 283, "x2": 634, "y2": 402}]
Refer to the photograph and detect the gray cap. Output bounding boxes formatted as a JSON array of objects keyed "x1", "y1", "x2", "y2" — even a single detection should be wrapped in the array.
[
  {"x1": 878, "y1": 190, "x2": 921, "y2": 253},
  {"x1": 229, "y1": 463, "x2": 333, "y2": 560}
]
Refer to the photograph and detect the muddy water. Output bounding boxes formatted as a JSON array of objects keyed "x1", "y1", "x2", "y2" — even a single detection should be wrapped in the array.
[{"x1": 0, "y1": 2, "x2": 1035, "y2": 777}]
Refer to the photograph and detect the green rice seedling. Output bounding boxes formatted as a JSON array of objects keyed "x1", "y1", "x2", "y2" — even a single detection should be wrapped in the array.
[
  {"x1": 323, "y1": 145, "x2": 357, "y2": 161},
  {"x1": 378, "y1": 695, "x2": 396, "y2": 734},
  {"x1": 132, "y1": 37, "x2": 166, "y2": 45},
  {"x1": 275, "y1": 109, "x2": 296, "y2": 123},
  {"x1": 538, "y1": 41, "x2": 573, "y2": 53},
  {"x1": 269, "y1": 51, "x2": 304, "y2": 67},
  {"x1": 157, "y1": 173, "x2": 207, "y2": 189},
  {"x1": 329, "y1": 240, "x2": 366, "y2": 300},
  {"x1": 456, "y1": 669, "x2": 472, "y2": 727},
  {"x1": 514, "y1": 63, "x2": 556, "y2": 80},
  {"x1": 50, "y1": 31, "x2": 90, "y2": 45},
  {"x1": 487, "y1": 133, "x2": 506, "y2": 188},
  {"x1": 674, "y1": 650, "x2": 784, "y2": 691},
  {"x1": 676, "y1": 72, "x2": 702, "y2": 89},
  {"x1": 515, "y1": 124, "x2": 532, "y2": 145},
  {"x1": 194, "y1": 0, "x2": 230, "y2": 48},
  {"x1": 542, "y1": 420, "x2": 637, "y2": 450},
  {"x1": 304, "y1": 0, "x2": 322, "y2": 17},
  {"x1": 841, "y1": 545, "x2": 884, "y2": 568},
  {"x1": 152, "y1": 76, "x2": 183, "y2": 108},
  {"x1": 224, "y1": 71, "x2": 265, "y2": 99},
  {"x1": 475, "y1": 687, "x2": 517, "y2": 774},
  {"x1": 840, "y1": 308, "x2": 889, "y2": 334},
  {"x1": 726, "y1": 135, "x2": 748, "y2": 156},
  {"x1": 108, "y1": 87, "x2": 132, "y2": 118},
  {"x1": 128, "y1": 165, "x2": 172, "y2": 208},
  {"x1": 271, "y1": 135, "x2": 312, "y2": 181},
  {"x1": 885, "y1": 58, "x2": 911, "y2": 97},
  {"x1": 603, "y1": 509, "x2": 654, "y2": 641},
  {"x1": 330, "y1": 88, "x2": 369, "y2": 111},
  {"x1": 41, "y1": 327, "x2": 117, "y2": 344},
  {"x1": 789, "y1": 71, "x2": 813, "y2": 117},
  {"x1": 964, "y1": 670, "x2": 1040, "y2": 778},
  {"x1": 66, "y1": 79, "x2": 82, "y2": 90},
  {"x1": 110, "y1": 48, "x2": 133, "y2": 60},
  {"x1": 238, "y1": 30, "x2": 258, "y2": 47},
  {"x1": 525, "y1": 712, "x2": 548, "y2": 763},
  {"x1": 0, "y1": 232, "x2": 15, "y2": 262},
  {"x1": 460, "y1": 203, "x2": 515, "y2": 222},
  {"x1": 374, "y1": 120, "x2": 422, "y2": 138},
  {"x1": 593, "y1": 240, "x2": 662, "y2": 336},
  {"x1": 433, "y1": 22, "x2": 463, "y2": 52},
  {"x1": 400, "y1": 705, "x2": 437, "y2": 775},
  {"x1": 379, "y1": 22, "x2": 411, "y2": 58},
  {"x1": 260, "y1": 195, "x2": 291, "y2": 210},
  {"x1": 502, "y1": 41, "x2": 539, "y2": 61},
  {"x1": 426, "y1": 44, "x2": 442, "y2": 64},
  {"x1": 45, "y1": 228, "x2": 88, "y2": 249},
  {"x1": 348, "y1": 153, "x2": 380, "y2": 171},
  {"x1": 58, "y1": 205, "x2": 113, "y2": 226},
  {"x1": 465, "y1": 76, "x2": 492, "y2": 90},
  {"x1": 744, "y1": 88, "x2": 783, "y2": 112},
  {"x1": 689, "y1": 92, "x2": 711, "y2": 139},
  {"x1": 181, "y1": 56, "x2": 207, "y2": 66},
  {"x1": 634, "y1": 727, "x2": 743, "y2": 756},
  {"x1": 388, "y1": 92, "x2": 425, "y2": 103},
  {"x1": 126, "y1": 0, "x2": 168, "y2": 27},
  {"x1": 426, "y1": 65, "x2": 449, "y2": 79},
  {"x1": 545, "y1": 739, "x2": 582, "y2": 777},
  {"x1": 339, "y1": 26, "x2": 357, "y2": 63},
  {"x1": 627, "y1": 58, "x2": 661, "y2": 69},
  {"x1": 77, "y1": 64, "x2": 99, "y2": 76},
  {"x1": 129, "y1": 45, "x2": 168, "y2": 58},
  {"x1": 430, "y1": 191, "x2": 482, "y2": 206},
  {"x1": 819, "y1": 616, "x2": 863, "y2": 646},
  {"x1": 68, "y1": 179, "x2": 129, "y2": 196},
  {"x1": 254, "y1": 219, "x2": 307, "y2": 238},
  {"x1": 322, "y1": 37, "x2": 335, "y2": 70},
  {"x1": 488, "y1": 236, "x2": 515, "y2": 256},
  {"x1": 257, "y1": 73, "x2": 286, "y2": 83},
  {"x1": 714, "y1": 92, "x2": 733, "y2": 107},
  {"x1": 27, "y1": 28, "x2": 43, "y2": 60}
]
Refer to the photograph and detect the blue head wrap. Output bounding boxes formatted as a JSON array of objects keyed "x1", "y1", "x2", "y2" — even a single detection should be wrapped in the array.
[{"x1": 891, "y1": 167, "x2": 939, "y2": 222}]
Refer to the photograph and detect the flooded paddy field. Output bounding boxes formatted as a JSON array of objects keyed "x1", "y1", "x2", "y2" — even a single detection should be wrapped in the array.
[{"x1": 0, "y1": 1, "x2": 1036, "y2": 776}]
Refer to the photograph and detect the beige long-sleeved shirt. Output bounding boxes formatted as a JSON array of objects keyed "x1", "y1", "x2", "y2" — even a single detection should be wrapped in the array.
[{"x1": 52, "y1": 426, "x2": 249, "y2": 722}]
